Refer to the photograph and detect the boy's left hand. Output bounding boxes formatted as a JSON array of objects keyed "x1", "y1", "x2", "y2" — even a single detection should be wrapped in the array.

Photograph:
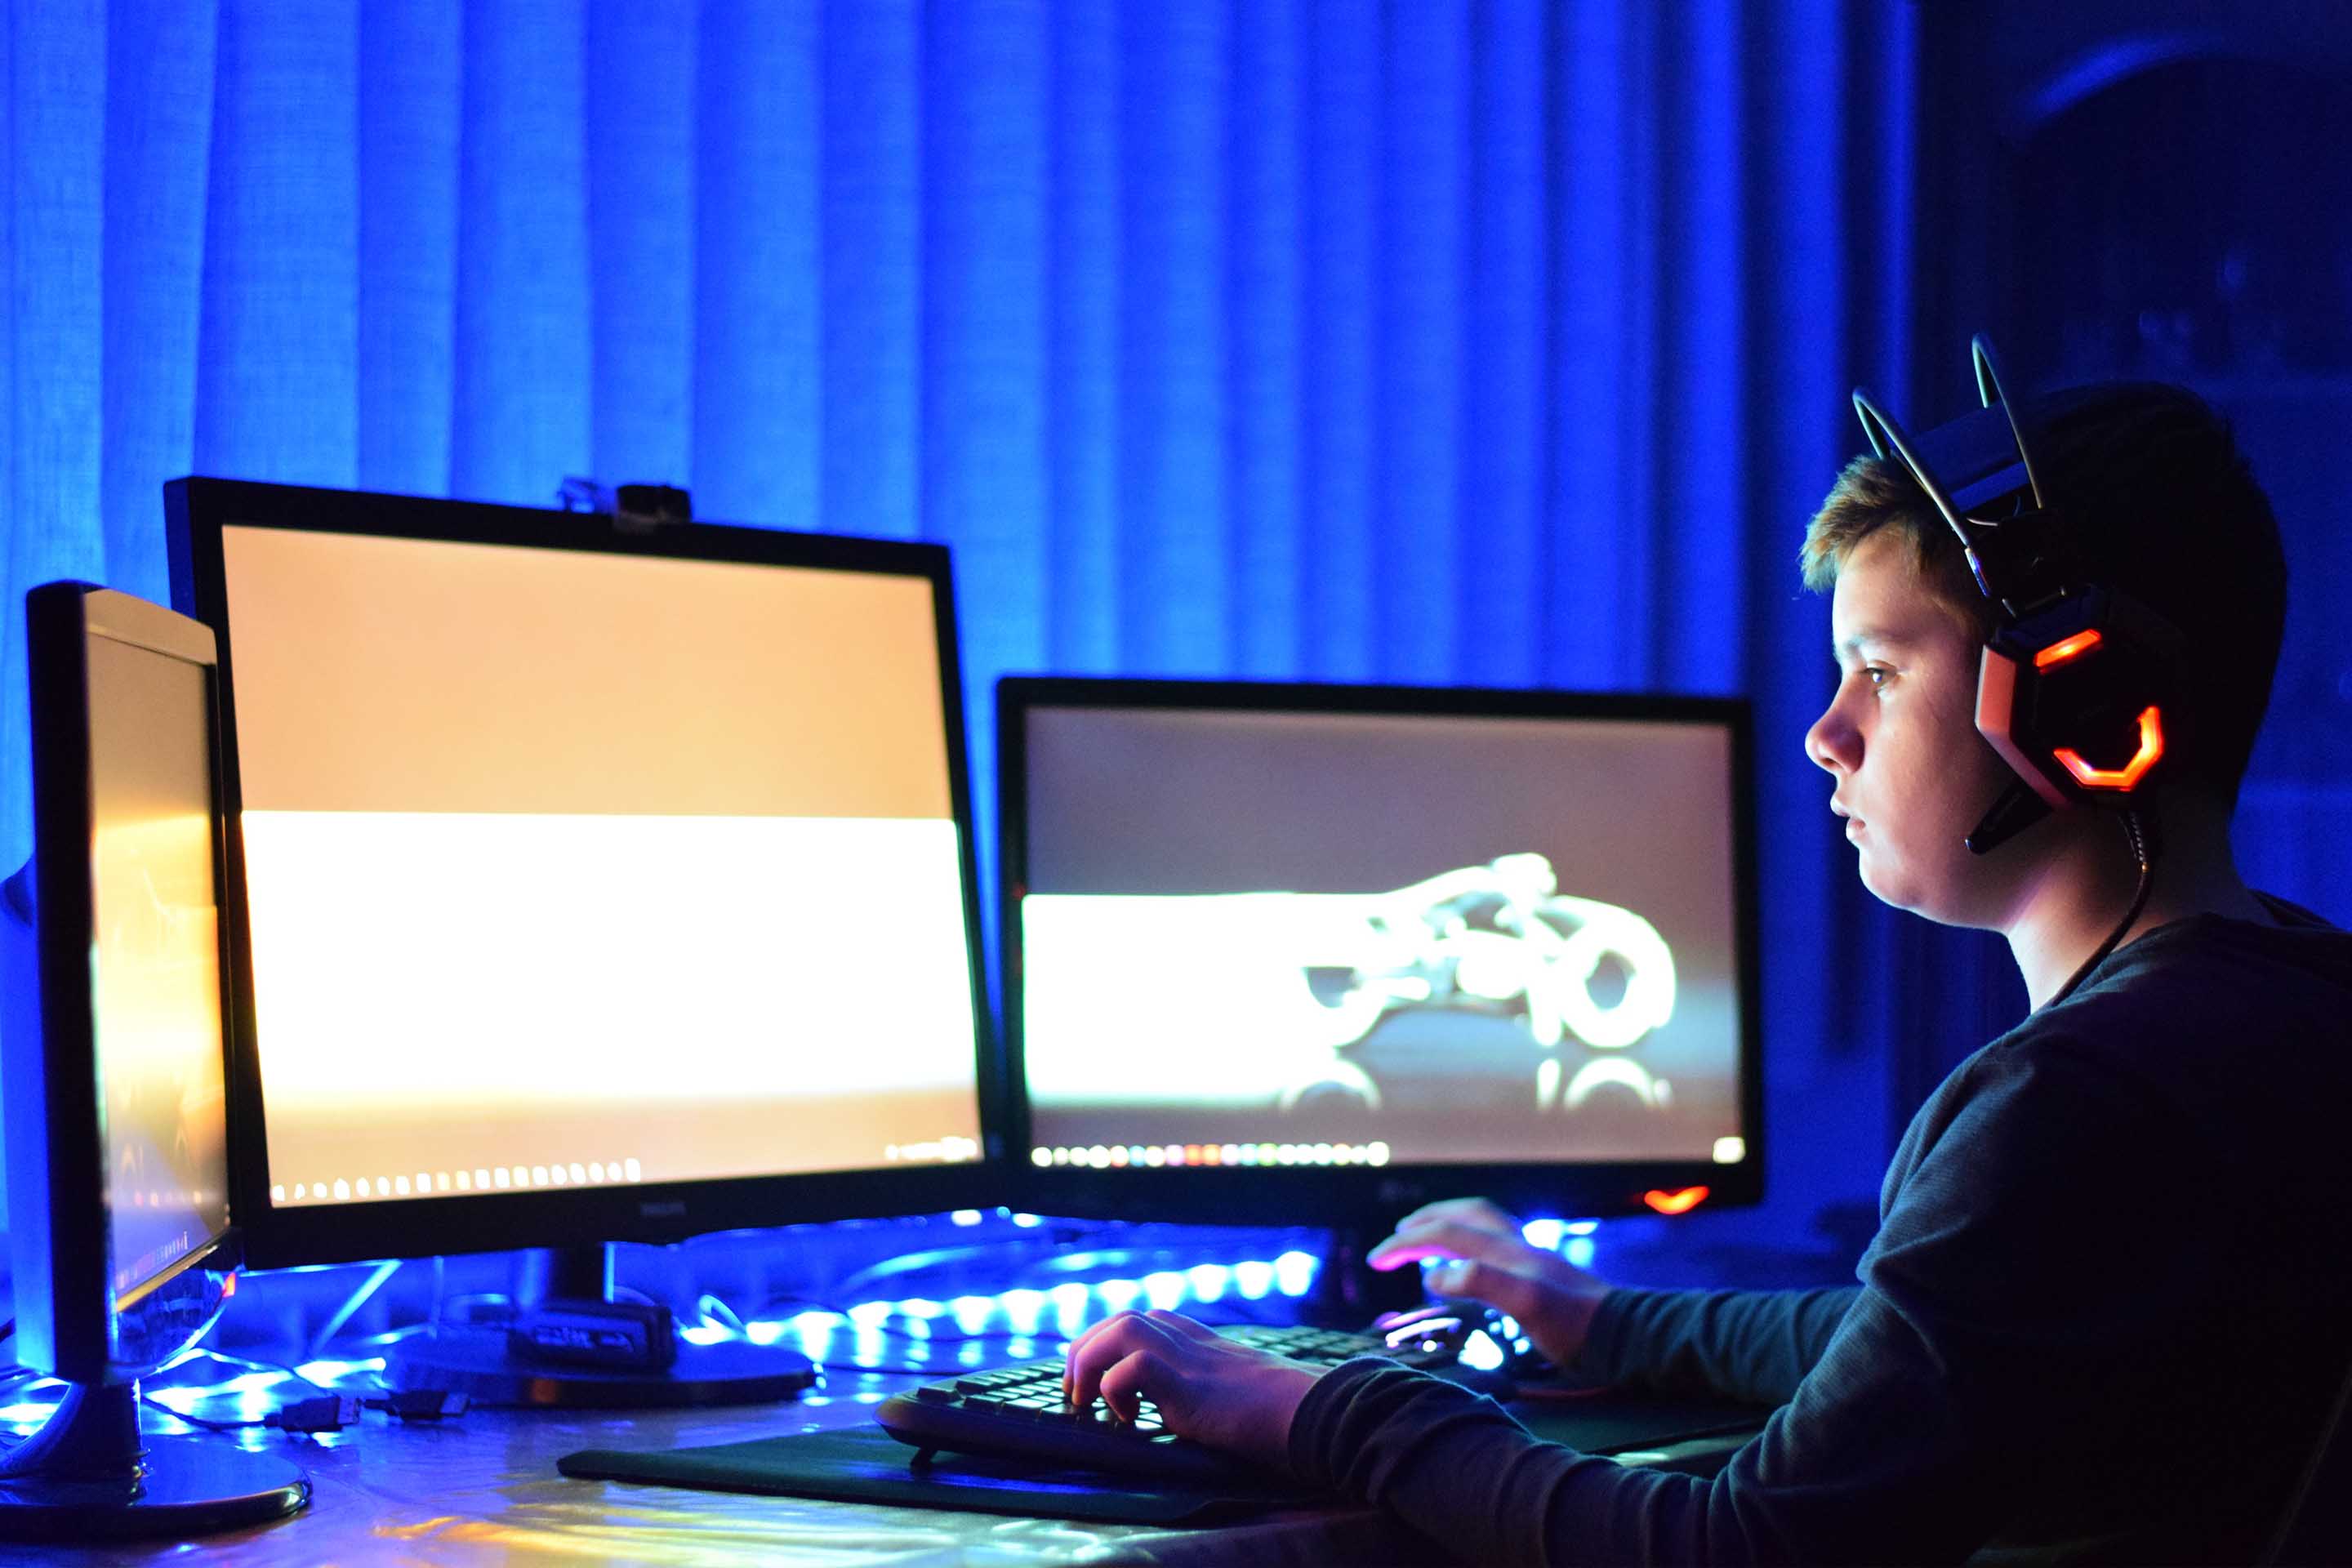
[{"x1": 1062, "y1": 1309, "x2": 1323, "y2": 1472}]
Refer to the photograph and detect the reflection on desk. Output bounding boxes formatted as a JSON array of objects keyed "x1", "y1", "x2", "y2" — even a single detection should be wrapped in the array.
[{"x1": 0, "y1": 1367, "x2": 1765, "y2": 1566}]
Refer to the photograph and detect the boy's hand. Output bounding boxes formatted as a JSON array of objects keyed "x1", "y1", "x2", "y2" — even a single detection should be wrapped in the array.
[
  {"x1": 1366, "y1": 1196, "x2": 1614, "y2": 1368},
  {"x1": 1062, "y1": 1309, "x2": 1322, "y2": 1471}
]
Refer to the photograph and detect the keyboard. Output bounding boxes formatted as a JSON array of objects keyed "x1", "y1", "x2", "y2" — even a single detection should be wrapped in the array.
[{"x1": 874, "y1": 1321, "x2": 1473, "y2": 1481}]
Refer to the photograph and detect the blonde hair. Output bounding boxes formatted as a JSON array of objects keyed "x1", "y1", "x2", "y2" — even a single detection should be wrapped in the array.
[{"x1": 1797, "y1": 453, "x2": 1993, "y2": 641}]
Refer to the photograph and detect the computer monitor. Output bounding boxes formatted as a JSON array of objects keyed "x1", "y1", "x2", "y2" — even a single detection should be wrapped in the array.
[
  {"x1": 0, "y1": 581, "x2": 308, "y2": 1538},
  {"x1": 167, "y1": 478, "x2": 1000, "y2": 1401},
  {"x1": 999, "y1": 678, "x2": 1762, "y2": 1236}
]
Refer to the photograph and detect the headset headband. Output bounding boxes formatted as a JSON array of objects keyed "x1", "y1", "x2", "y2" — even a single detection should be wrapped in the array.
[
  {"x1": 1849, "y1": 336, "x2": 2177, "y2": 856},
  {"x1": 1852, "y1": 337, "x2": 2078, "y2": 616}
]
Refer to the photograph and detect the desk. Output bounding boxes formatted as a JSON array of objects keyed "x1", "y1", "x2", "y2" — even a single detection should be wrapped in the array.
[{"x1": 0, "y1": 1368, "x2": 1761, "y2": 1566}]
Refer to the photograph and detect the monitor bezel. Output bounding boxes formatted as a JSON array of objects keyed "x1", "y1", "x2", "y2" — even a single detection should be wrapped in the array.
[
  {"x1": 167, "y1": 477, "x2": 1008, "y2": 1270},
  {"x1": 7, "y1": 583, "x2": 241, "y2": 1382},
  {"x1": 996, "y1": 675, "x2": 1765, "y2": 1227}
]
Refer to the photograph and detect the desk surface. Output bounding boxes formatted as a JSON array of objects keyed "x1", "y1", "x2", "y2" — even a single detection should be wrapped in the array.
[{"x1": 0, "y1": 1366, "x2": 1758, "y2": 1566}]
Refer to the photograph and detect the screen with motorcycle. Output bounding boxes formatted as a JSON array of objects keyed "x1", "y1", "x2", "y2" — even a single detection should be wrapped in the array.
[{"x1": 1005, "y1": 687, "x2": 1753, "y2": 1181}]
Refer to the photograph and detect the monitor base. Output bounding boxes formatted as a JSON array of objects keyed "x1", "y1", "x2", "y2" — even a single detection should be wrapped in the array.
[
  {"x1": 0, "y1": 1383, "x2": 309, "y2": 1544},
  {"x1": 386, "y1": 1327, "x2": 817, "y2": 1409}
]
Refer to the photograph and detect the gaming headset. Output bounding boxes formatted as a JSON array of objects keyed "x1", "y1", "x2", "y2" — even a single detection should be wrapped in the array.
[{"x1": 1850, "y1": 336, "x2": 2185, "y2": 860}]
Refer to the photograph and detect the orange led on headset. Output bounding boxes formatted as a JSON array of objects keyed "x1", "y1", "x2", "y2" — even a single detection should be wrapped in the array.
[
  {"x1": 1642, "y1": 1186, "x2": 1709, "y2": 1216},
  {"x1": 2033, "y1": 629, "x2": 2104, "y2": 670},
  {"x1": 2053, "y1": 705, "x2": 2164, "y2": 790}
]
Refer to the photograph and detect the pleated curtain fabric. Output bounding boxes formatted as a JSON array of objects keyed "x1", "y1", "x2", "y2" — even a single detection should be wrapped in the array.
[{"x1": 0, "y1": 0, "x2": 1950, "y2": 1244}]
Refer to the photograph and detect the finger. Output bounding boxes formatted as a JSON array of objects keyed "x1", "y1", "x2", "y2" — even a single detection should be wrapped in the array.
[
  {"x1": 1067, "y1": 1312, "x2": 1156, "y2": 1405},
  {"x1": 1389, "y1": 1196, "x2": 1521, "y2": 1237},
  {"x1": 1422, "y1": 1256, "x2": 1548, "y2": 1325},
  {"x1": 1065, "y1": 1308, "x2": 1142, "y2": 1364},
  {"x1": 1098, "y1": 1348, "x2": 1170, "y2": 1427},
  {"x1": 1368, "y1": 1202, "x2": 1521, "y2": 1267},
  {"x1": 1067, "y1": 1312, "x2": 1166, "y2": 1413},
  {"x1": 1062, "y1": 1311, "x2": 1136, "y2": 1401},
  {"x1": 1367, "y1": 1218, "x2": 1539, "y2": 1272},
  {"x1": 1142, "y1": 1309, "x2": 1218, "y2": 1343}
]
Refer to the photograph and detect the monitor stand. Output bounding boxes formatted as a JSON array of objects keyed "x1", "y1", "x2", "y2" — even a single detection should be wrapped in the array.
[
  {"x1": 385, "y1": 1242, "x2": 817, "y2": 1408},
  {"x1": 0, "y1": 1381, "x2": 309, "y2": 1543}
]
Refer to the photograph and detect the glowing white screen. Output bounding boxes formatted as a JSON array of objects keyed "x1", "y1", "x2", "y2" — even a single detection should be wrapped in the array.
[
  {"x1": 1017, "y1": 706, "x2": 1746, "y2": 1170},
  {"x1": 87, "y1": 635, "x2": 230, "y2": 1291},
  {"x1": 220, "y1": 524, "x2": 984, "y2": 1205}
]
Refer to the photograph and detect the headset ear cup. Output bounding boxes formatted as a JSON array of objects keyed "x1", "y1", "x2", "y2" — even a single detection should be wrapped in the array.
[
  {"x1": 1976, "y1": 645, "x2": 2074, "y2": 811},
  {"x1": 1861, "y1": 336, "x2": 2190, "y2": 845},
  {"x1": 1982, "y1": 586, "x2": 2184, "y2": 810}
]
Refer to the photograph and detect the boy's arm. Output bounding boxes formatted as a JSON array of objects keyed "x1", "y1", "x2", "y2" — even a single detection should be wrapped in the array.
[
  {"x1": 1290, "y1": 1284, "x2": 1992, "y2": 1568},
  {"x1": 1289, "y1": 1036, "x2": 2217, "y2": 1566},
  {"x1": 1569, "y1": 1284, "x2": 1862, "y2": 1405}
]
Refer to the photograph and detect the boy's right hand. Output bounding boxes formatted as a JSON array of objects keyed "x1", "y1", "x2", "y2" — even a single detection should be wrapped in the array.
[{"x1": 1365, "y1": 1196, "x2": 1615, "y2": 1369}]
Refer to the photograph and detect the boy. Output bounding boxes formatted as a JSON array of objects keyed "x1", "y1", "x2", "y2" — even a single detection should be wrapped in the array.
[{"x1": 1062, "y1": 376, "x2": 2352, "y2": 1563}]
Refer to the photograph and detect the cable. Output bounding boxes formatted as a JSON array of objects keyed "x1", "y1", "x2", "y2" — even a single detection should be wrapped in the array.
[
  {"x1": 693, "y1": 1294, "x2": 749, "y2": 1338},
  {"x1": 824, "y1": 1223, "x2": 1133, "y2": 1301},
  {"x1": 2047, "y1": 808, "x2": 2158, "y2": 1009},
  {"x1": 140, "y1": 1392, "x2": 265, "y2": 1433},
  {"x1": 153, "y1": 1346, "x2": 338, "y2": 1397},
  {"x1": 305, "y1": 1259, "x2": 403, "y2": 1361}
]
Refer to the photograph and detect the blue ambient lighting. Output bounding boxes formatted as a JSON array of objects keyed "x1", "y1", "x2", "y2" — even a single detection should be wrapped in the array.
[
  {"x1": 1048, "y1": 1282, "x2": 1090, "y2": 1334},
  {"x1": 1273, "y1": 1251, "x2": 1319, "y2": 1298},
  {"x1": 1185, "y1": 1263, "x2": 1232, "y2": 1302},
  {"x1": 1000, "y1": 1289, "x2": 1049, "y2": 1335},
  {"x1": 149, "y1": 1248, "x2": 1349, "y2": 1420}
]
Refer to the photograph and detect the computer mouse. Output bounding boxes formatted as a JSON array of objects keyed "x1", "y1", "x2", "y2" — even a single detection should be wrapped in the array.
[{"x1": 1370, "y1": 1299, "x2": 1538, "y2": 1378}]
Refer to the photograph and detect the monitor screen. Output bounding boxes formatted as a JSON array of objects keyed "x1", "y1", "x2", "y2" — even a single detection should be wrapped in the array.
[
  {"x1": 87, "y1": 629, "x2": 234, "y2": 1303},
  {"x1": 1000, "y1": 679, "x2": 1761, "y2": 1223},
  {"x1": 169, "y1": 479, "x2": 996, "y2": 1267},
  {"x1": 2, "y1": 585, "x2": 238, "y2": 1382}
]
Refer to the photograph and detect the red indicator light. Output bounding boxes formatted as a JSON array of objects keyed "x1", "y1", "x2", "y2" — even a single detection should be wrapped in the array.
[
  {"x1": 2054, "y1": 706, "x2": 2164, "y2": 790},
  {"x1": 2033, "y1": 630, "x2": 2103, "y2": 670},
  {"x1": 221, "y1": 1272, "x2": 238, "y2": 1297},
  {"x1": 1642, "y1": 1186, "x2": 1709, "y2": 1215}
]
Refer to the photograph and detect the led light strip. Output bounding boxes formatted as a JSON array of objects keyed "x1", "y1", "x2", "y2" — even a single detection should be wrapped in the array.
[
  {"x1": 273, "y1": 1158, "x2": 644, "y2": 1205},
  {"x1": 1030, "y1": 1141, "x2": 1392, "y2": 1169}
]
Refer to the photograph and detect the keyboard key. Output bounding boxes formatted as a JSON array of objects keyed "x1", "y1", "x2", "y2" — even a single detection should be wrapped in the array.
[{"x1": 875, "y1": 1317, "x2": 1467, "y2": 1481}]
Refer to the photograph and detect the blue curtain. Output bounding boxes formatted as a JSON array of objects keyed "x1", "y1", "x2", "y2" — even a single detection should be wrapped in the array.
[{"x1": 0, "y1": 0, "x2": 1931, "y2": 1252}]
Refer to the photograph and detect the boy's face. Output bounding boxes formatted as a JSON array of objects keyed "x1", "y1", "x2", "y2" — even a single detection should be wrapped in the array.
[{"x1": 1806, "y1": 531, "x2": 2024, "y2": 926}]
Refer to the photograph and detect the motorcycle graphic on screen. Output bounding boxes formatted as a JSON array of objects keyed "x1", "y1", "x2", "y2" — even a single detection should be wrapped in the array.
[{"x1": 1278, "y1": 853, "x2": 1677, "y2": 1116}]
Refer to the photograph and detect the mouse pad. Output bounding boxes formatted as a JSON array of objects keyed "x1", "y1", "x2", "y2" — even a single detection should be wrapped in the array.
[
  {"x1": 556, "y1": 1396, "x2": 1766, "y2": 1523},
  {"x1": 556, "y1": 1424, "x2": 1313, "y2": 1526}
]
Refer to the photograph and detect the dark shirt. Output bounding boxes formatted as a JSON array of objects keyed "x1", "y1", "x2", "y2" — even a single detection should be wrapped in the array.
[{"x1": 1290, "y1": 901, "x2": 2352, "y2": 1564}]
